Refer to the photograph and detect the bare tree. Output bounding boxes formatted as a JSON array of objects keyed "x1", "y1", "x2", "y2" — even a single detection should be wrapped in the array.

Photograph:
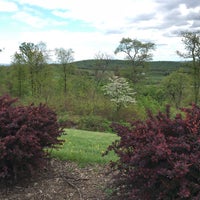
[{"x1": 94, "y1": 51, "x2": 112, "y2": 85}]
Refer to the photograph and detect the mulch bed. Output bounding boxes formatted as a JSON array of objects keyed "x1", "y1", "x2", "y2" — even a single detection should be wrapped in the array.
[{"x1": 0, "y1": 158, "x2": 115, "y2": 200}]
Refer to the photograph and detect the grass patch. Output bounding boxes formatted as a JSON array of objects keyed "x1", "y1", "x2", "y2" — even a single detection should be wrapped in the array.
[{"x1": 50, "y1": 129, "x2": 119, "y2": 166}]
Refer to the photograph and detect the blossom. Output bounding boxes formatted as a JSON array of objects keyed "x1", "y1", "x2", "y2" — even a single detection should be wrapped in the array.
[{"x1": 102, "y1": 76, "x2": 136, "y2": 109}]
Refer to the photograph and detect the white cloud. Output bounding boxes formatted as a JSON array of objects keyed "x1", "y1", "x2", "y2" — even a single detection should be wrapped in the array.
[
  {"x1": 51, "y1": 0, "x2": 159, "y2": 32},
  {"x1": 11, "y1": 11, "x2": 68, "y2": 29},
  {"x1": 12, "y1": 11, "x2": 47, "y2": 28},
  {"x1": 15, "y1": 0, "x2": 159, "y2": 31},
  {"x1": 0, "y1": 0, "x2": 18, "y2": 12},
  {"x1": 1, "y1": 0, "x2": 200, "y2": 64}
]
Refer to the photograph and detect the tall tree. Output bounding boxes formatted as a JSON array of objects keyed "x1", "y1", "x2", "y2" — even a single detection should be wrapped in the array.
[
  {"x1": 55, "y1": 48, "x2": 74, "y2": 96},
  {"x1": 114, "y1": 38, "x2": 155, "y2": 83},
  {"x1": 177, "y1": 31, "x2": 200, "y2": 104},
  {"x1": 11, "y1": 53, "x2": 28, "y2": 97},
  {"x1": 13, "y1": 42, "x2": 49, "y2": 97}
]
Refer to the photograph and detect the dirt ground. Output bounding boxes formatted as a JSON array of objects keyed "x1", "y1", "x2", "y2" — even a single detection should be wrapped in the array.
[{"x1": 0, "y1": 158, "x2": 114, "y2": 200}]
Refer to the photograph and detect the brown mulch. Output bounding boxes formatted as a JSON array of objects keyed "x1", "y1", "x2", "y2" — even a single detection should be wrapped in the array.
[{"x1": 0, "y1": 159, "x2": 115, "y2": 200}]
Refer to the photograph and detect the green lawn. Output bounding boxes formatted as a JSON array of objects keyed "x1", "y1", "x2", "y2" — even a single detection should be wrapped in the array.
[{"x1": 50, "y1": 129, "x2": 119, "y2": 166}]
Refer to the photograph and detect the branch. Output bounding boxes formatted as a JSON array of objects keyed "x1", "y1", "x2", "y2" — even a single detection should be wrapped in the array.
[{"x1": 62, "y1": 176, "x2": 83, "y2": 200}]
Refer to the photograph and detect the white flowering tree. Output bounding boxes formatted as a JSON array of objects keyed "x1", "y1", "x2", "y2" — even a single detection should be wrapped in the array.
[{"x1": 102, "y1": 76, "x2": 136, "y2": 112}]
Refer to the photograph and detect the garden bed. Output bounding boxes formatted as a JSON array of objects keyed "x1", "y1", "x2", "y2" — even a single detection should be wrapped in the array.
[{"x1": 0, "y1": 158, "x2": 114, "y2": 200}]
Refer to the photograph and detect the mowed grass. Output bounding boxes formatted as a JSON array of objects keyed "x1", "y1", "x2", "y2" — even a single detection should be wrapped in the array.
[{"x1": 50, "y1": 129, "x2": 119, "y2": 166}]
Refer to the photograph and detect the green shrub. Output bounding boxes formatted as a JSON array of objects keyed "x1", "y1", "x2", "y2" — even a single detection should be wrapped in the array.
[{"x1": 78, "y1": 115, "x2": 112, "y2": 132}]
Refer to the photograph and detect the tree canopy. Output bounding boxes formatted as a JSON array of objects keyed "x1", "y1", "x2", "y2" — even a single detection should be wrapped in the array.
[
  {"x1": 114, "y1": 37, "x2": 156, "y2": 83},
  {"x1": 114, "y1": 37, "x2": 156, "y2": 66}
]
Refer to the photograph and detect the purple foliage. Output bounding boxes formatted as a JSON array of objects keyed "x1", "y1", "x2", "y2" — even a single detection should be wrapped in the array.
[
  {"x1": 107, "y1": 104, "x2": 200, "y2": 199},
  {"x1": 0, "y1": 95, "x2": 64, "y2": 181}
]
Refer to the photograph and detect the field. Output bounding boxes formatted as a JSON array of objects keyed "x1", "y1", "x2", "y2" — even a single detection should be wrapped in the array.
[{"x1": 50, "y1": 129, "x2": 119, "y2": 166}]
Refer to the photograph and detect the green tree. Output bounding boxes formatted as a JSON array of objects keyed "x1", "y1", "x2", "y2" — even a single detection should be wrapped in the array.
[
  {"x1": 161, "y1": 69, "x2": 190, "y2": 108},
  {"x1": 177, "y1": 31, "x2": 200, "y2": 104},
  {"x1": 55, "y1": 48, "x2": 74, "y2": 96},
  {"x1": 10, "y1": 64, "x2": 28, "y2": 97},
  {"x1": 114, "y1": 38, "x2": 155, "y2": 83},
  {"x1": 102, "y1": 76, "x2": 136, "y2": 112},
  {"x1": 13, "y1": 42, "x2": 50, "y2": 97}
]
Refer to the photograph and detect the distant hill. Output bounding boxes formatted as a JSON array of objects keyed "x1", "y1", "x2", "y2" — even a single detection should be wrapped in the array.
[
  {"x1": 73, "y1": 59, "x2": 184, "y2": 70},
  {"x1": 73, "y1": 59, "x2": 131, "y2": 69},
  {"x1": 72, "y1": 59, "x2": 187, "y2": 84}
]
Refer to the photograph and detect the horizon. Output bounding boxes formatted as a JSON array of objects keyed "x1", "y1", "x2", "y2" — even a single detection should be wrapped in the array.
[{"x1": 0, "y1": 58, "x2": 188, "y2": 66}]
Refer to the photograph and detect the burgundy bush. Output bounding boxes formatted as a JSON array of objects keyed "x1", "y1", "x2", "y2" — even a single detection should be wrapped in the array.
[
  {"x1": 106, "y1": 104, "x2": 200, "y2": 200},
  {"x1": 0, "y1": 95, "x2": 64, "y2": 181}
]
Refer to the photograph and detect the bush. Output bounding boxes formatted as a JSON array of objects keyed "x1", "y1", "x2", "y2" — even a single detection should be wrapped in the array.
[
  {"x1": 106, "y1": 104, "x2": 200, "y2": 200},
  {"x1": 79, "y1": 115, "x2": 112, "y2": 132},
  {"x1": 0, "y1": 95, "x2": 64, "y2": 181},
  {"x1": 58, "y1": 114, "x2": 78, "y2": 128}
]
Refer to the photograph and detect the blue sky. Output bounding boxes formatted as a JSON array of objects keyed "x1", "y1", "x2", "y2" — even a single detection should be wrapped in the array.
[{"x1": 0, "y1": 0, "x2": 200, "y2": 64}]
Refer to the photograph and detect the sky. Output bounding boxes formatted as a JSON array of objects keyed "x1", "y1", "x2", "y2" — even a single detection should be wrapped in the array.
[{"x1": 0, "y1": 0, "x2": 200, "y2": 64}]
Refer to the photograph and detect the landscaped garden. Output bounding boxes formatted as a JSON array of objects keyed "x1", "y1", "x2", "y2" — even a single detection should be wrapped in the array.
[
  {"x1": 0, "y1": 32, "x2": 200, "y2": 199},
  {"x1": 0, "y1": 95, "x2": 200, "y2": 199}
]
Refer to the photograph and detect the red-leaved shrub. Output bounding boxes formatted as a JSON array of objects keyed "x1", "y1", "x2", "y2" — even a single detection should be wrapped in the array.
[
  {"x1": 0, "y1": 95, "x2": 64, "y2": 181},
  {"x1": 106, "y1": 104, "x2": 200, "y2": 200}
]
